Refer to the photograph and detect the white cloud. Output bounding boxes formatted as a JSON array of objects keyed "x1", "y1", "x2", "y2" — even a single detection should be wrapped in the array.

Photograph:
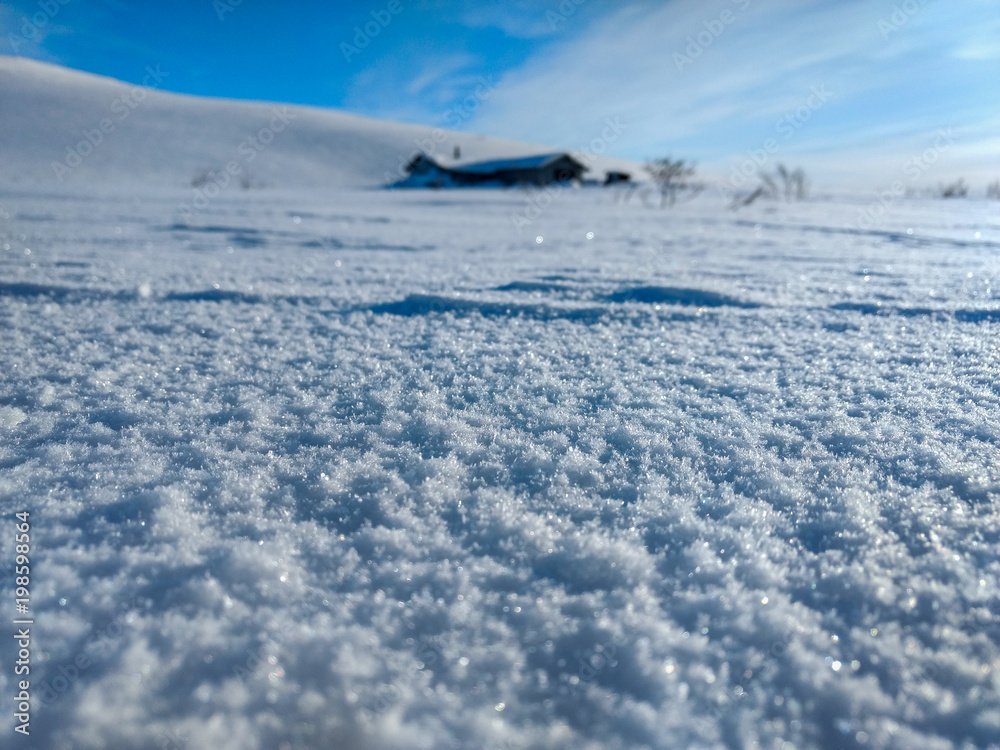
[
  {"x1": 0, "y1": 3, "x2": 53, "y2": 58},
  {"x1": 461, "y1": 0, "x2": 998, "y2": 187},
  {"x1": 404, "y1": 52, "x2": 480, "y2": 99},
  {"x1": 458, "y1": 1, "x2": 563, "y2": 39}
]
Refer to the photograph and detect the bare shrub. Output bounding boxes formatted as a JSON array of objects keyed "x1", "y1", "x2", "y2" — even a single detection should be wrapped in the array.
[
  {"x1": 645, "y1": 157, "x2": 700, "y2": 207},
  {"x1": 728, "y1": 163, "x2": 809, "y2": 209},
  {"x1": 191, "y1": 168, "x2": 214, "y2": 188},
  {"x1": 939, "y1": 179, "x2": 968, "y2": 198},
  {"x1": 776, "y1": 164, "x2": 809, "y2": 200}
]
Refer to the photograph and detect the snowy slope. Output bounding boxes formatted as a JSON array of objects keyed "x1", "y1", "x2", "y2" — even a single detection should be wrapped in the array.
[
  {"x1": 1, "y1": 180, "x2": 999, "y2": 749},
  {"x1": 0, "y1": 56, "x2": 640, "y2": 189}
]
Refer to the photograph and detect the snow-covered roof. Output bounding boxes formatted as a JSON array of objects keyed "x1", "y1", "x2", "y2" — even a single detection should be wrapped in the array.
[{"x1": 447, "y1": 152, "x2": 585, "y2": 175}]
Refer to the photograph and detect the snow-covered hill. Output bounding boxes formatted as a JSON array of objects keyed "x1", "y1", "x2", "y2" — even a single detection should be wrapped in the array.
[{"x1": 0, "y1": 56, "x2": 639, "y2": 188}]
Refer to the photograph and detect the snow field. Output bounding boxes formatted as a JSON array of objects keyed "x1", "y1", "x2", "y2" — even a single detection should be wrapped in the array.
[{"x1": 0, "y1": 185, "x2": 998, "y2": 749}]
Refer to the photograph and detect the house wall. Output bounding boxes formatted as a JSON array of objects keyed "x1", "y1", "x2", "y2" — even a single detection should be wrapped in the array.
[{"x1": 494, "y1": 161, "x2": 584, "y2": 186}]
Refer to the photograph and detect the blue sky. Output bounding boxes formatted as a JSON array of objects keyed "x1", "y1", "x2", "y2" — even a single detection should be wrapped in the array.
[{"x1": 2, "y1": 0, "x2": 998, "y2": 187}]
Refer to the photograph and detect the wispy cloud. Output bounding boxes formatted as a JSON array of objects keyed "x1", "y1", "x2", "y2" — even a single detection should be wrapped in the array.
[
  {"x1": 460, "y1": 0, "x2": 999, "y2": 186},
  {"x1": 0, "y1": 2, "x2": 69, "y2": 60},
  {"x1": 343, "y1": 48, "x2": 487, "y2": 124},
  {"x1": 4, "y1": 0, "x2": 995, "y2": 188},
  {"x1": 404, "y1": 52, "x2": 480, "y2": 99},
  {"x1": 458, "y1": 1, "x2": 563, "y2": 39}
]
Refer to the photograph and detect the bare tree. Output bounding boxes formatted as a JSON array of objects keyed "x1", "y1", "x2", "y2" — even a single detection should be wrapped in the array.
[
  {"x1": 645, "y1": 157, "x2": 698, "y2": 207},
  {"x1": 988, "y1": 180, "x2": 1000, "y2": 200}
]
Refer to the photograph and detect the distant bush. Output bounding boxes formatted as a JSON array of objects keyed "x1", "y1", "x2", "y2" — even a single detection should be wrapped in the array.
[
  {"x1": 729, "y1": 163, "x2": 808, "y2": 208},
  {"x1": 986, "y1": 180, "x2": 1000, "y2": 200},
  {"x1": 775, "y1": 164, "x2": 809, "y2": 201},
  {"x1": 645, "y1": 157, "x2": 702, "y2": 207},
  {"x1": 938, "y1": 179, "x2": 969, "y2": 198},
  {"x1": 191, "y1": 168, "x2": 214, "y2": 189},
  {"x1": 192, "y1": 166, "x2": 259, "y2": 190}
]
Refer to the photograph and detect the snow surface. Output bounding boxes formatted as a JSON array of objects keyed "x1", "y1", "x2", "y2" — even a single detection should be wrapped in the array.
[{"x1": 1, "y1": 181, "x2": 999, "y2": 750}]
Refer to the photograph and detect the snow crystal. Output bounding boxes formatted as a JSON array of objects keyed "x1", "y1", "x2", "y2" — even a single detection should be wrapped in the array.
[{"x1": 0, "y1": 183, "x2": 998, "y2": 750}]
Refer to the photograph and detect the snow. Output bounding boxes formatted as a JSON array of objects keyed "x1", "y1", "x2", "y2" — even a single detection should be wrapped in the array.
[
  {"x1": 1, "y1": 182, "x2": 998, "y2": 750},
  {"x1": 0, "y1": 57, "x2": 638, "y2": 189},
  {"x1": 1, "y1": 58, "x2": 1000, "y2": 750}
]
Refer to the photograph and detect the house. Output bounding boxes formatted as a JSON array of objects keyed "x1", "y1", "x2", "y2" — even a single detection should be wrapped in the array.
[{"x1": 396, "y1": 151, "x2": 588, "y2": 188}]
